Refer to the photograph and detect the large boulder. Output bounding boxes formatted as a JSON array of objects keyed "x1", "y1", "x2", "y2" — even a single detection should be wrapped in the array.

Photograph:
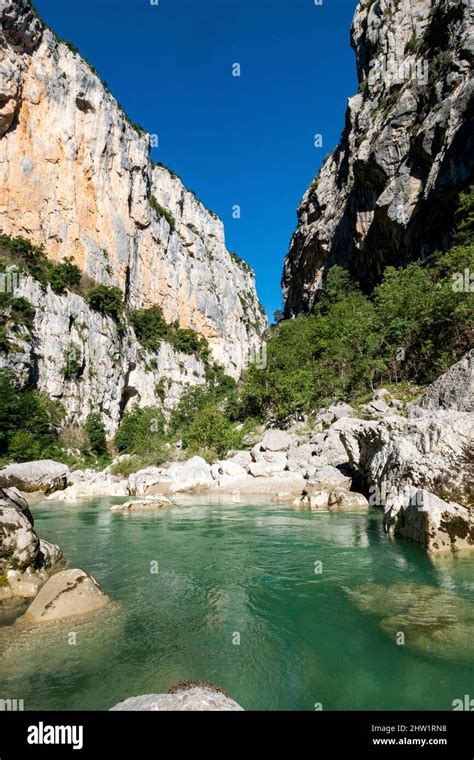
[
  {"x1": 0, "y1": 489, "x2": 63, "y2": 600},
  {"x1": 18, "y1": 568, "x2": 110, "y2": 624},
  {"x1": 248, "y1": 452, "x2": 287, "y2": 477},
  {"x1": 127, "y1": 467, "x2": 171, "y2": 496},
  {"x1": 214, "y1": 472, "x2": 305, "y2": 499},
  {"x1": 110, "y1": 682, "x2": 243, "y2": 711},
  {"x1": 339, "y1": 411, "x2": 473, "y2": 508},
  {"x1": 210, "y1": 461, "x2": 248, "y2": 480},
  {"x1": 384, "y1": 488, "x2": 474, "y2": 553},
  {"x1": 257, "y1": 429, "x2": 293, "y2": 452},
  {"x1": 410, "y1": 350, "x2": 474, "y2": 416},
  {"x1": 53, "y1": 469, "x2": 128, "y2": 500},
  {"x1": 167, "y1": 456, "x2": 214, "y2": 493},
  {"x1": 0, "y1": 460, "x2": 70, "y2": 493}
]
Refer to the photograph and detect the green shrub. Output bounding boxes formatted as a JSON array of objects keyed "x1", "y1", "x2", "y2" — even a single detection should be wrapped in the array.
[
  {"x1": 87, "y1": 285, "x2": 124, "y2": 321},
  {"x1": 130, "y1": 306, "x2": 168, "y2": 350},
  {"x1": 169, "y1": 325, "x2": 210, "y2": 358},
  {"x1": 149, "y1": 197, "x2": 176, "y2": 230},
  {"x1": 62, "y1": 342, "x2": 83, "y2": 380},
  {"x1": 130, "y1": 306, "x2": 211, "y2": 360},
  {"x1": 114, "y1": 406, "x2": 166, "y2": 458},
  {"x1": 0, "y1": 293, "x2": 35, "y2": 353},
  {"x1": 181, "y1": 406, "x2": 242, "y2": 459},
  {"x1": 0, "y1": 372, "x2": 63, "y2": 462},
  {"x1": 48, "y1": 258, "x2": 82, "y2": 294},
  {"x1": 85, "y1": 413, "x2": 107, "y2": 455},
  {"x1": 405, "y1": 35, "x2": 421, "y2": 54}
]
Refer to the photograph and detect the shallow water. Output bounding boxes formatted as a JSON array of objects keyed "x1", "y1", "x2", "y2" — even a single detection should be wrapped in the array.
[{"x1": 1, "y1": 497, "x2": 474, "y2": 711}]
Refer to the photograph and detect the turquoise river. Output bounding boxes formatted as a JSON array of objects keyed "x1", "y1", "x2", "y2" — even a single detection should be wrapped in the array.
[{"x1": 1, "y1": 496, "x2": 474, "y2": 711}]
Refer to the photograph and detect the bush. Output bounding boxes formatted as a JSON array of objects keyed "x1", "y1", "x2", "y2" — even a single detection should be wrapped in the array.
[
  {"x1": 181, "y1": 407, "x2": 243, "y2": 460},
  {"x1": 62, "y1": 342, "x2": 83, "y2": 380},
  {"x1": 0, "y1": 294, "x2": 35, "y2": 353},
  {"x1": 130, "y1": 306, "x2": 168, "y2": 350},
  {"x1": 130, "y1": 306, "x2": 211, "y2": 360},
  {"x1": 87, "y1": 285, "x2": 124, "y2": 321},
  {"x1": 0, "y1": 372, "x2": 63, "y2": 462},
  {"x1": 48, "y1": 258, "x2": 82, "y2": 294},
  {"x1": 114, "y1": 406, "x2": 166, "y2": 458},
  {"x1": 85, "y1": 413, "x2": 107, "y2": 455}
]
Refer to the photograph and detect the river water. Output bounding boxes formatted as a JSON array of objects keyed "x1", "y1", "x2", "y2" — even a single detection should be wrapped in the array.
[{"x1": 1, "y1": 496, "x2": 474, "y2": 711}]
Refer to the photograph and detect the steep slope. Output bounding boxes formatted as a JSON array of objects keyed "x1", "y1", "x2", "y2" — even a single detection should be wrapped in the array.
[
  {"x1": 0, "y1": 0, "x2": 266, "y2": 378},
  {"x1": 283, "y1": 0, "x2": 473, "y2": 316}
]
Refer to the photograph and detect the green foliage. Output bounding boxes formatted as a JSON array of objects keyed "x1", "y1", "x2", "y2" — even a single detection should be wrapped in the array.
[
  {"x1": 114, "y1": 406, "x2": 166, "y2": 456},
  {"x1": 238, "y1": 188, "x2": 474, "y2": 423},
  {"x1": 62, "y1": 342, "x2": 83, "y2": 381},
  {"x1": 149, "y1": 197, "x2": 176, "y2": 230},
  {"x1": 0, "y1": 293, "x2": 35, "y2": 353},
  {"x1": 0, "y1": 372, "x2": 63, "y2": 463},
  {"x1": 48, "y1": 258, "x2": 82, "y2": 294},
  {"x1": 181, "y1": 407, "x2": 243, "y2": 460},
  {"x1": 84, "y1": 413, "x2": 107, "y2": 455},
  {"x1": 169, "y1": 325, "x2": 210, "y2": 358},
  {"x1": 405, "y1": 35, "x2": 421, "y2": 54},
  {"x1": 87, "y1": 285, "x2": 124, "y2": 321},
  {"x1": 130, "y1": 306, "x2": 168, "y2": 350},
  {"x1": 130, "y1": 306, "x2": 211, "y2": 360},
  {"x1": 0, "y1": 235, "x2": 81, "y2": 294}
]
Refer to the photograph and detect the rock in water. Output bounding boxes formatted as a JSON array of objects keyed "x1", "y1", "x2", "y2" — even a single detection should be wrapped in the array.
[
  {"x1": 111, "y1": 682, "x2": 243, "y2": 711},
  {"x1": 384, "y1": 488, "x2": 474, "y2": 553},
  {"x1": 348, "y1": 582, "x2": 474, "y2": 662},
  {"x1": 111, "y1": 496, "x2": 172, "y2": 512},
  {"x1": 0, "y1": 501, "x2": 39, "y2": 571},
  {"x1": 18, "y1": 569, "x2": 110, "y2": 624}
]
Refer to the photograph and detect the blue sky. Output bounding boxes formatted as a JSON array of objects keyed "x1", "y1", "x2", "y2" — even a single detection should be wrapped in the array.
[{"x1": 34, "y1": 0, "x2": 358, "y2": 320}]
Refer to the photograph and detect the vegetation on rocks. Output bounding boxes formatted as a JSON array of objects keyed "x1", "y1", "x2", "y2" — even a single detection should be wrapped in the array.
[
  {"x1": 237, "y1": 187, "x2": 474, "y2": 424},
  {"x1": 87, "y1": 285, "x2": 124, "y2": 321},
  {"x1": 0, "y1": 235, "x2": 82, "y2": 295},
  {"x1": 130, "y1": 305, "x2": 211, "y2": 360},
  {"x1": 0, "y1": 371, "x2": 63, "y2": 463},
  {"x1": 149, "y1": 196, "x2": 176, "y2": 230}
]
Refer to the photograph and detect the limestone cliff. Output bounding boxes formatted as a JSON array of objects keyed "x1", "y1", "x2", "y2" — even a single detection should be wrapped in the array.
[
  {"x1": 283, "y1": 0, "x2": 473, "y2": 315},
  {"x1": 0, "y1": 0, "x2": 266, "y2": 381}
]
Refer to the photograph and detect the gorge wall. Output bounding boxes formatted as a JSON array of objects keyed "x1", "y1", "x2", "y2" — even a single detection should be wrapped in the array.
[
  {"x1": 283, "y1": 0, "x2": 473, "y2": 315},
  {"x1": 0, "y1": 0, "x2": 266, "y2": 432}
]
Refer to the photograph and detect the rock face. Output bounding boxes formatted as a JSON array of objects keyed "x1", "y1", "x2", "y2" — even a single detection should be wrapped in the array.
[
  {"x1": 0, "y1": 276, "x2": 208, "y2": 435},
  {"x1": 0, "y1": 0, "x2": 266, "y2": 432},
  {"x1": 339, "y1": 411, "x2": 473, "y2": 508},
  {"x1": 409, "y1": 349, "x2": 474, "y2": 415},
  {"x1": 283, "y1": 0, "x2": 473, "y2": 314},
  {"x1": 111, "y1": 683, "x2": 243, "y2": 712},
  {"x1": 18, "y1": 568, "x2": 110, "y2": 623}
]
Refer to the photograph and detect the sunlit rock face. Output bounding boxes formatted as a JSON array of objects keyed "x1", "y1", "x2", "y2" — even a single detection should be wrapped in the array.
[
  {"x1": 0, "y1": 0, "x2": 266, "y2": 380},
  {"x1": 283, "y1": 0, "x2": 474, "y2": 315}
]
